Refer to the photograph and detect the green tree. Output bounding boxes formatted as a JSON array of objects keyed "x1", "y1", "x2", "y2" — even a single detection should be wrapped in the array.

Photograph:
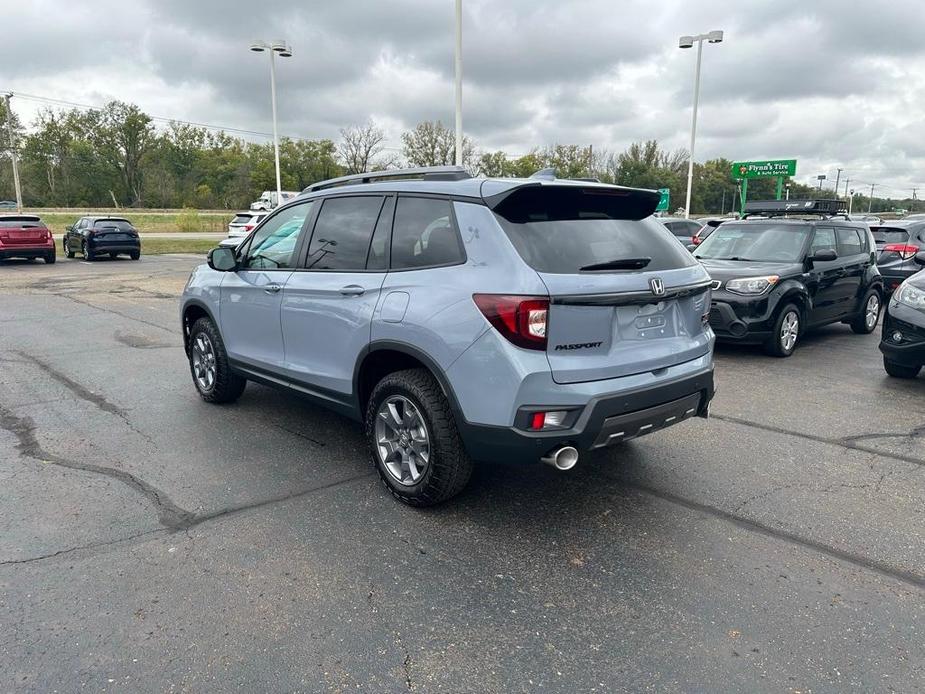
[
  {"x1": 90, "y1": 101, "x2": 155, "y2": 205},
  {"x1": 401, "y1": 120, "x2": 475, "y2": 168}
]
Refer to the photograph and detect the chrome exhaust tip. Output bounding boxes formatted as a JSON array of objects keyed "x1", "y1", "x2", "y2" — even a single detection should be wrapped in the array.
[{"x1": 541, "y1": 445, "x2": 579, "y2": 471}]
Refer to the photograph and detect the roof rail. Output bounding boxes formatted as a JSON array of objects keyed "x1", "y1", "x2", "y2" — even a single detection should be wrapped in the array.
[{"x1": 304, "y1": 166, "x2": 471, "y2": 193}]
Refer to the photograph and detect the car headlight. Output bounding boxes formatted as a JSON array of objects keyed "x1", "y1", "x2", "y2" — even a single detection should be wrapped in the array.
[
  {"x1": 894, "y1": 282, "x2": 925, "y2": 311},
  {"x1": 724, "y1": 275, "x2": 780, "y2": 295}
]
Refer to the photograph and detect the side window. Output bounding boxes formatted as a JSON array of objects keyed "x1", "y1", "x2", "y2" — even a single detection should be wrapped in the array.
[
  {"x1": 810, "y1": 227, "x2": 837, "y2": 255},
  {"x1": 366, "y1": 196, "x2": 394, "y2": 270},
  {"x1": 243, "y1": 201, "x2": 313, "y2": 270},
  {"x1": 836, "y1": 227, "x2": 863, "y2": 256},
  {"x1": 391, "y1": 197, "x2": 465, "y2": 269},
  {"x1": 305, "y1": 196, "x2": 384, "y2": 270}
]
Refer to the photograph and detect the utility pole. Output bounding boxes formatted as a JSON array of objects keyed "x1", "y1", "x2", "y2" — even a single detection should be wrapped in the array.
[
  {"x1": 454, "y1": 0, "x2": 463, "y2": 167},
  {"x1": 912, "y1": 188, "x2": 918, "y2": 213},
  {"x1": 587, "y1": 144, "x2": 593, "y2": 176},
  {"x1": 834, "y1": 168, "x2": 842, "y2": 200},
  {"x1": 868, "y1": 183, "x2": 875, "y2": 213},
  {"x1": 844, "y1": 178, "x2": 850, "y2": 200},
  {"x1": 3, "y1": 93, "x2": 23, "y2": 213}
]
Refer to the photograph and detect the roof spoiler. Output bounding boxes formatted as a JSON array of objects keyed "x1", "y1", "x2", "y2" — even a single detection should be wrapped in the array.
[{"x1": 484, "y1": 183, "x2": 660, "y2": 222}]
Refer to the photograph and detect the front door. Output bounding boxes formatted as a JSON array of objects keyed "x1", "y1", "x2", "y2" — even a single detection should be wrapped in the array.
[
  {"x1": 281, "y1": 195, "x2": 391, "y2": 398},
  {"x1": 806, "y1": 227, "x2": 842, "y2": 323},
  {"x1": 219, "y1": 200, "x2": 315, "y2": 371}
]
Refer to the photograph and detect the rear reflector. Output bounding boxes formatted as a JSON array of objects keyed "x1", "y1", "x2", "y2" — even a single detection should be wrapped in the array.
[
  {"x1": 883, "y1": 243, "x2": 919, "y2": 260},
  {"x1": 473, "y1": 294, "x2": 549, "y2": 350}
]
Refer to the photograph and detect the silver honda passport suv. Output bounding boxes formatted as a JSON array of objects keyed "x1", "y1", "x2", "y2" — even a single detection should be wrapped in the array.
[{"x1": 181, "y1": 167, "x2": 715, "y2": 506}]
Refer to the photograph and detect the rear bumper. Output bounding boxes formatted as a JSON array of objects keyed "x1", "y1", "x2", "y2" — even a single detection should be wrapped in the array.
[
  {"x1": 88, "y1": 238, "x2": 140, "y2": 254},
  {"x1": 880, "y1": 271, "x2": 915, "y2": 295},
  {"x1": 0, "y1": 241, "x2": 54, "y2": 258},
  {"x1": 457, "y1": 366, "x2": 715, "y2": 464}
]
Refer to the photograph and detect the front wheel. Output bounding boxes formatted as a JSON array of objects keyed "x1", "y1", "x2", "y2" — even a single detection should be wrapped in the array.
[
  {"x1": 851, "y1": 290, "x2": 881, "y2": 334},
  {"x1": 366, "y1": 368, "x2": 473, "y2": 506},
  {"x1": 764, "y1": 303, "x2": 801, "y2": 357},
  {"x1": 188, "y1": 317, "x2": 246, "y2": 403},
  {"x1": 63, "y1": 237, "x2": 75, "y2": 258},
  {"x1": 883, "y1": 357, "x2": 921, "y2": 379}
]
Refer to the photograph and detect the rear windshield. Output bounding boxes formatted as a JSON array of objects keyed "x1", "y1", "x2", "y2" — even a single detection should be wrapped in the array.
[
  {"x1": 872, "y1": 228, "x2": 910, "y2": 245},
  {"x1": 231, "y1": 214, "x2": 253, "y2": 224},
  {"x1": 93, "y1": 220, "x2": 133, "y2": 231},
  {"x1": 0, "y1": 218, "x2": 45, "y2": 228},
  {"x1": 694, "y1": 223, "x2": 811, "y2": 262}
]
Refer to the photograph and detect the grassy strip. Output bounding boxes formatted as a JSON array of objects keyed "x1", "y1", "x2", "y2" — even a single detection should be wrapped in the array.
[
  {"x1": 37, "y1": 211, "x2": 233, "y2": 234},
  {"x1": 141, "y1": 238, "x2": 220, "y2": 255}
]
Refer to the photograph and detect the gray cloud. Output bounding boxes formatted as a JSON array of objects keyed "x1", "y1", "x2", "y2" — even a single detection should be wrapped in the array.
[{"x1": 1, "y1": 0, "x2": 924, "y2": 192}]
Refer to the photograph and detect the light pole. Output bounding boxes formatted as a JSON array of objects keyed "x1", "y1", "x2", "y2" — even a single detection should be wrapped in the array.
[
  {"x1": 785, "y1": 183, "x2": 791, "y2": 201},
  {"x1": 679, "y1": 29, "x2": 723, "y2": 219},
  {"x1": 454, "y1": 0, "x2": 463, "y2": 167},
  {"x1": 250, "y1": 39, "x2": 292, "y2": 205},
  {"x1": 3, "y1": 93, "x2": 23, "y2": 213}
]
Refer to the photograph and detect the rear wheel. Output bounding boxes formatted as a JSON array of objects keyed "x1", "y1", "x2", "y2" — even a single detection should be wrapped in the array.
[
  {"x1": 764, "y1": 303, "x2": 801, "y2": 357},
  {"x1": 366, "y1": 368, "x2": 473, "y2": 506},
  {"x1": 63, "y1": 237, "x2": 75, "y2": 258},
  {"x1": 44, "y1": 252, "x2": 55, "y2": 264},
  {"x1": 851, "y1": 290, "x2": 881, "y2": 334},
  {"x1": 82, "y1": 241, "x2": 94, "y2": 261},
  {"x1": 883, "y1": 357, "x2": 921, "y2": 379},
  {"x1": 130, "y1": 251, "x2": 140, "y2": 260},
  {"x1": 188, "y1": 317, "x2": 246, "y2": 403}
]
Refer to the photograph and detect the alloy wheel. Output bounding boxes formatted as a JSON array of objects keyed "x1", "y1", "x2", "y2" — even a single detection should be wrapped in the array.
[
  {"x1": 865, "y1": 294, "x2": 881, "y2": 330},
  {"x1": 191, "y1": 333, "x2": 217, "y2": 391},
  {"x1": 781, "y1": 311, "x2": 799, "y2": 352},
  {"x1": 375, "y1": 395, "x2": 431, "y2": 486}
]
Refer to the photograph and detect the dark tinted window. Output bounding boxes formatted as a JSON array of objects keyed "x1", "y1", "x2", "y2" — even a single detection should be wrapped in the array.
[
  {"x1": 93, "y1": 220, "x2": 134, "y2": 231},
  {"x1": 499, "y1": 215, "x2": 694, "y2": 273},
  {"x1": 836, "y1": 227, "x2": 863, "y2": 256},
  {"x1": 231, "y1": 214, "x2": 253, "y2": 225},
  {"x1": 810, "y1": 227, "x2": 837, "y2": 254},
  {"x1": 366, "y1": 197, "x2": 394, "y2": 270},
  {"x1": 243, "y1": 201, "x2": 313, "y2": 269},
  {"x1": 695, "y1": 223, "x2": 811, "y2": 263},
  {"x1": 391, "y1": 197, "x2": 464, "y2": 269},
  {"x1": 871, "y1": 228, "x2": 909, "y2": 245},
  {"x1": 306, "y1": 196, "x2": 384, "y2": 270},
  {"x1": 0, "y1": 216, "x2": 44, "y2": 228}
]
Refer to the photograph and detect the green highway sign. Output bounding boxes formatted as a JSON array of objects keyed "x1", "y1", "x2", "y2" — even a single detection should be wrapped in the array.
[
  {"x1": 731, "y1": 159, "x2": 797, "y2": 179},
  {"x1": 656, "y1": 188, "x2": 670, "y2": 212}
]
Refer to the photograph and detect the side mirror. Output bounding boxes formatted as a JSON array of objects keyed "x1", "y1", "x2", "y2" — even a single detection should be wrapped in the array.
[
  {"x1": 207, "y1": 246, "x2": 238, "y2": 272},
  {"x1": 915, "y1": 250, "x2": 925, "y2": 266},
  {"x1": 65, "y1": 225, "x2": 72, "y2": 232},
  {"x1": 810, "y1": 248, "x2": 838, "y2": 262}
]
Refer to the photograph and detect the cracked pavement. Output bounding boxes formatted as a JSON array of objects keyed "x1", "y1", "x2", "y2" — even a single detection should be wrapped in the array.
[{"x1": 0, "y1": 255, "x2": 923, "y2": 692}]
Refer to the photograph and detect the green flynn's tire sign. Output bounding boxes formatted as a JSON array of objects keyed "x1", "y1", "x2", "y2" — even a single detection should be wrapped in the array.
[
  {"x1": 656, "y1": 188, "x2": 670, "y2": 212},
  {"x1": 731, "y1": 159, "x2": 797, "y2": 179}
]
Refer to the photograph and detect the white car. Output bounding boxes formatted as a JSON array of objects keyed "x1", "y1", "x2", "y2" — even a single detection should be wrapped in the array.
[
  {"x1": 249, "y1": 191, "x2": 298, "y2": 211},
  {"x1": 223, "y1": 211, "x2": 267, "y2": 247}
]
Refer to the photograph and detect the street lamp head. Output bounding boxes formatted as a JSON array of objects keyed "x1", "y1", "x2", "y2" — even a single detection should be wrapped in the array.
[
  {"x1": 278, "y1": 47, "x2": 293, "y2": 58},
  {"x1": 707, "y1": 29, "x2": 724, "y2": 43},
  {"x1": 249, "y1": 41, "x2": 267, "y2": 52},
  {"x1": 679, "y1": 35, "x2": 695, "y2": 49}
]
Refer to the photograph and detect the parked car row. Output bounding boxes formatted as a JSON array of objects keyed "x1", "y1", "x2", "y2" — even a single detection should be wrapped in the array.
[{"x1": 0, "y1": 214, "x2": 141, "y2": 263}]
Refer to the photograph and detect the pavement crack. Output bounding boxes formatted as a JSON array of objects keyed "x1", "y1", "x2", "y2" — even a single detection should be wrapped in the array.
[
  {"x1": 272, "y1": 423, "x2": 326, "y2": 447},
  {"x1": 13, "y1": 349, "x2": 157, "y2": 447},
  {"x1": 620, "y1": 478, "x2": 925, "y2": 590},
  {"x1": 54, "y1": 292, "x2": 177, "y2": 334},
  {"x1": 712, "y1": 413, "x2": 925, "y2": 468},
  {"x1": 0, "y1": 529, "x2": 163, "y2": 566},
  {"x1": 0, "y1": 404, "x2": 195, "y2": 530}
]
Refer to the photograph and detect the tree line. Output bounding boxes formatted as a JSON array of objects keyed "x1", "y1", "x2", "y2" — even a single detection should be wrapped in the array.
[{"x1": 0, "y1": 99, "x2": 915, "y2": 213}]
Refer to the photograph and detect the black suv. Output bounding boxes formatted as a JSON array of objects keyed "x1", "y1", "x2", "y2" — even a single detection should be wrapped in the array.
[
  {"x1": 63, "y1": 217, "x2": 141, "y2": 261},
  {"x1": 870, "y1": 220, "x2": 925, "y2": 294},
  {"x1": 694, "y1": 200, "x2": 883, "y2": 356}
]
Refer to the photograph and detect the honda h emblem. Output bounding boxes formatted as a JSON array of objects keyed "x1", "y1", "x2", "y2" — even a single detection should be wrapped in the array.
[{"x1": 650, "y1": 277, "x2": 665, "y2": 296}]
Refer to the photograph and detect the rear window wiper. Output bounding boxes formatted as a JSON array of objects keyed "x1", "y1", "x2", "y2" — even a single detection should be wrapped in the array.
[{"x1": 579, "y1": 257, "x2": 651, "y2": 272}]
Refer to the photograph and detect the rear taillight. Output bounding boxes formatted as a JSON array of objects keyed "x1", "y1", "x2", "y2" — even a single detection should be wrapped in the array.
[
  {"x1": 244, "y1": 224, "x2": 255, "y2": 232},
  {"x1": 883, "y1": 243, "x2": 919, "y2": 260},
  {"x1": 473, "y1": 294, "x2": 549, "y2": 350},
  {"x1": 691, "y1": 236, "x2": 701, "y2": 245}
]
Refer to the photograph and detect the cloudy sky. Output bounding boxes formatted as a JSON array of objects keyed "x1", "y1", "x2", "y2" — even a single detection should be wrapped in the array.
[{"x1": 2, "y1": 0, "x2": 923, "y2": 196}]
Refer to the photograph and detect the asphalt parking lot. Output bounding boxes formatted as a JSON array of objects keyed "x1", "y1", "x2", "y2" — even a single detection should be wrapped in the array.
[{"x1": 1, "y1": 254, "x2": 923, "y2": 692}]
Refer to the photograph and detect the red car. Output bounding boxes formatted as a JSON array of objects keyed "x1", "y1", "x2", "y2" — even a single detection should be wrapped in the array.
[{"x1": 0, "y1": 215, "x2": 56, "y2": 263}]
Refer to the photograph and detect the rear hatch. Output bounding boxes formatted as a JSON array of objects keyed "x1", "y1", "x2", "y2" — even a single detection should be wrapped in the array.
[
  {"x1": 872, "y1": 225, "x2": 917, "y2": 277},
  {"x1": 0, "y1": 216, "x2": 48, "y2": 245},
  {"x1": 490, "y1": 184, "x2": 712, "y2": 384},
  {"x1": 93, "y1": 219, "x2": 136, "y2": 242}
]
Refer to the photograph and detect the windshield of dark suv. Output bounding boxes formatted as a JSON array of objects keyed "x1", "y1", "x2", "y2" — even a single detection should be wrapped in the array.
[{"x1": 693, "y1": 222, "x2": 811, "y2": 262}]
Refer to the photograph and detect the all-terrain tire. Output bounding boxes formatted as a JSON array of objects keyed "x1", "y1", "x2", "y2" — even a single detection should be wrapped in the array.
[
  {"x1": 366, "y1": 368, "x2": 473, "y2": 507},
  {"x1": 188, "y1": 317, "x2": 247, "y2": 403}
]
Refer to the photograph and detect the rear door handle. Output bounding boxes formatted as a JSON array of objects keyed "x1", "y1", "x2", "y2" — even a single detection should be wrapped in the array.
[
  {"x1": 340, "y1": 285, "x2": 365, "y2": 296},
  {"x1": 264, "y1": 283, "x2": 282, "y2": 294}
]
